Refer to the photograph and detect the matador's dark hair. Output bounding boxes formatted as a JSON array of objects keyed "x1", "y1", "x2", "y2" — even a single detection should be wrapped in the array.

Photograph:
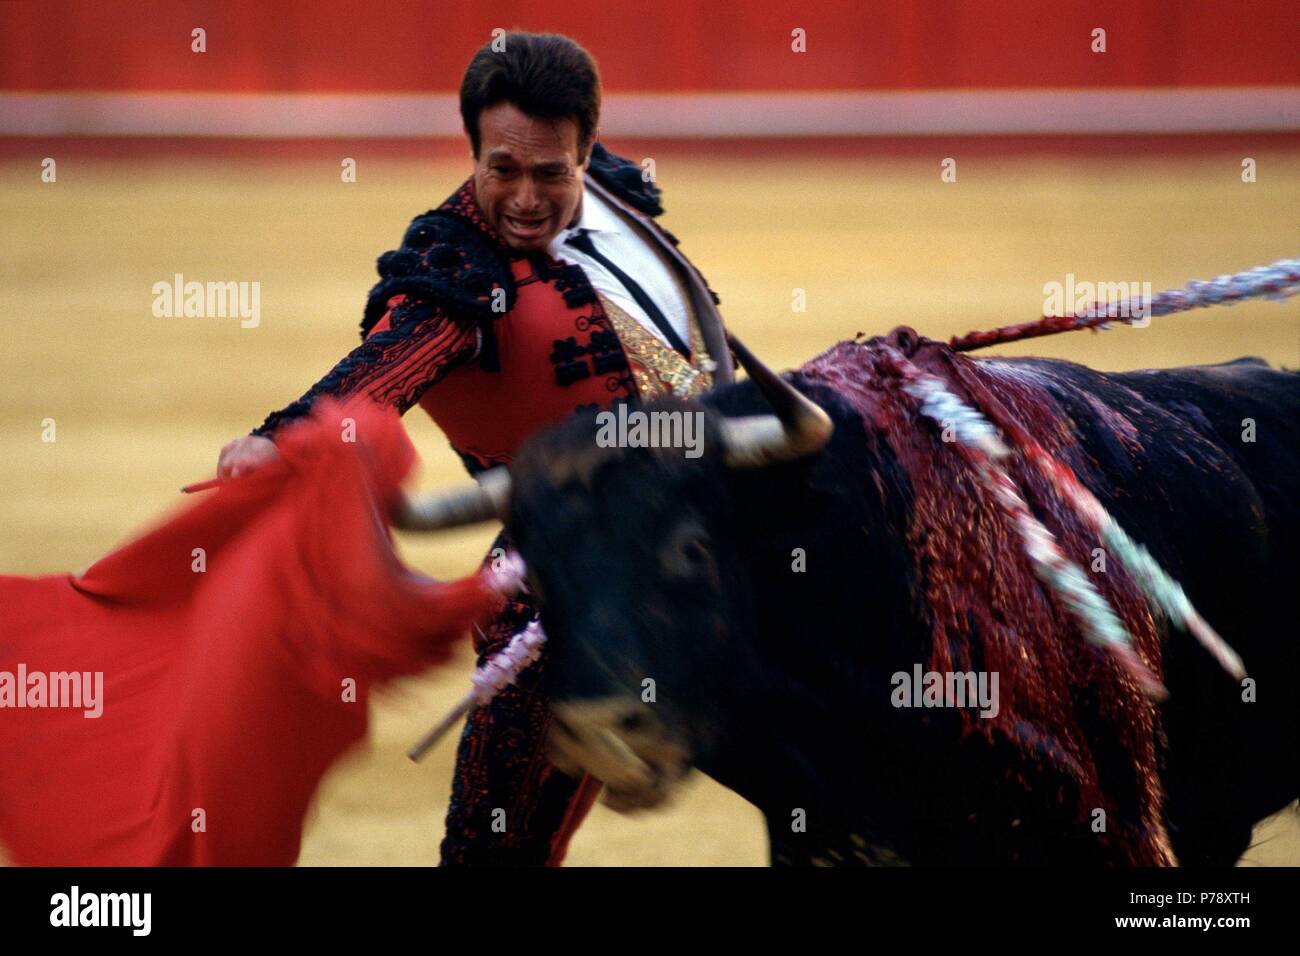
[{"x1": 459, "y1": 31, "x2": 602, "y2": 161}]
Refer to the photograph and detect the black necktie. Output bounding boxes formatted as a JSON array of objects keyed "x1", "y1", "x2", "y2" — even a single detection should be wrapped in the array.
[{"x1": 565, "y1": 229, "x2": 690, "y2": 356}]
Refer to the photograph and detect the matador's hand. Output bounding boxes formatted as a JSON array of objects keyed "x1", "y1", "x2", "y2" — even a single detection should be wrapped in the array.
[{"x1": 216, "y1": 434, "x2": 280, "y2": 478}]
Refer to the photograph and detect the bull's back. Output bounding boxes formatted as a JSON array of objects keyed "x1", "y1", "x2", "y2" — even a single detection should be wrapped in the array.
[
  {"x1": 996, "y1": 355, "x2": 1298, "y2": 857},
  {"x1": 994, "y1": 355, "x2": 1298, "y2": 634},
  {"x1": 1111, "y1": 358, "x2": 1300, "y2": 569}
]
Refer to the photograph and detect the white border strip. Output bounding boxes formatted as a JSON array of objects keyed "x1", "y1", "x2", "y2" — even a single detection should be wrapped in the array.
[{"x1": 1, "y1": 89, "x2": 1296, "y2": 137}]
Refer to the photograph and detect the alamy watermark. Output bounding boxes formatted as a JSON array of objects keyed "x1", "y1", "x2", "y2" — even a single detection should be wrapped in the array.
[
  {"x1": 1043, "y1": 274, "x2": 1152, "y2": 327},
  {"x1": 50, "y1": 886, "x2": 150, "y2": 936},
  {"x1": 891, "y1": 664, "x2": 999, "y2": 718},
  {"x1": 0, "y1": 665, "x2": 103, "y2": 718},
  {"x1": 152, "y1": 273, "x2": 260, "y2": 328},
  {"x1": 595, "y1": 405, "x2": 704, "y2": 459}
]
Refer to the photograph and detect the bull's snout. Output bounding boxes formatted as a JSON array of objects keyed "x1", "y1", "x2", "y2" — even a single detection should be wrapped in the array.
[{"x1": 548, "y1": 698, "x2": 692, "y2": 813}]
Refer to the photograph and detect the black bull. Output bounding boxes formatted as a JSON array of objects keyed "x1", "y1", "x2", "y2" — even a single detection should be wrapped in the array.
[{"x1": 496, "y1": 336, "x2": 1298, "y2": 866}]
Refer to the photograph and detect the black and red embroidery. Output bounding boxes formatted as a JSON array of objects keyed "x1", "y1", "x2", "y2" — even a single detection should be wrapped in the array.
[
  {"x1": 254, "y1": 143, "x2": 694, "y2": 441},
  {"x1": 252, "y1": 301, "x2": 479, "y2": 438}
]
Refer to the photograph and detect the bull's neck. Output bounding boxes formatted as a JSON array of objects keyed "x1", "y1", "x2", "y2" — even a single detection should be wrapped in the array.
[{"x1": 704, "y1": 394, "x2": 922, "y2": 823}]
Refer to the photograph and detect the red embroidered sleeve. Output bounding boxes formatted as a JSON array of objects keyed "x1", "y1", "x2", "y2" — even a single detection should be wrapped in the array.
[{"x1": 251, "y1": 297, "x2": 479, "y2": 438}]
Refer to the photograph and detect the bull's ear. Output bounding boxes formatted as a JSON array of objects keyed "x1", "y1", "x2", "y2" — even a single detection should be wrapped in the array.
[
  {"x1": 390, "y1": 466, "x2": 511, "y2": 531},
  {"x1": 720, "y1": 334, "x2": 833, "y2": 468}
]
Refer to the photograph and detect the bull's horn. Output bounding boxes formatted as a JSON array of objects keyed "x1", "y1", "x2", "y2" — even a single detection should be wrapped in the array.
[
  {"x1": 719, "y1": 333, "x2": 833, "y2": 468},
  {"x1": 390, "y1": 466, "x2": 511, "y2": 531}
]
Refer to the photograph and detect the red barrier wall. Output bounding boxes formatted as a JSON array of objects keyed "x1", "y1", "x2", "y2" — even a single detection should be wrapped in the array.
[{"x1": 2, "y1": 0, "x2": 1297, "y2": 92}]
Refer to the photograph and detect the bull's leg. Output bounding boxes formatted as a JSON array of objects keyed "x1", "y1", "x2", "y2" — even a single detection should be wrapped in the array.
[
  {"x1": 1164, "y1": 816, "x2": 1255, "y2": 867},
  {"x1": 764, "y1": 814, "x2": 909, "y2": 867}
]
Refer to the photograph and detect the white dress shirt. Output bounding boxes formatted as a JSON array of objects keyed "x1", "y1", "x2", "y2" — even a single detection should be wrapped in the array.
[{"x1": 547, "y1": 186, "x2": 692, "y2": 349}]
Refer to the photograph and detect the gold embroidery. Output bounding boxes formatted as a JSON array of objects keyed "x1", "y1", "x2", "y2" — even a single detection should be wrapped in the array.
[{"x1": 598, "y1": 293, "x2": 714, "y2": 400}]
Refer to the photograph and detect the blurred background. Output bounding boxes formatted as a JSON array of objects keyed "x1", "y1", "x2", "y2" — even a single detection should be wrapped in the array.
[{"x1": 1, "y1": 0, "x2": 1296, "y2": 865}]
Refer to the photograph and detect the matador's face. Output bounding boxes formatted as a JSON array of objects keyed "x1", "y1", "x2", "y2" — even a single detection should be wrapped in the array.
[{"x1": 472, "y1": 102, "x2": 590, "y2": 253}]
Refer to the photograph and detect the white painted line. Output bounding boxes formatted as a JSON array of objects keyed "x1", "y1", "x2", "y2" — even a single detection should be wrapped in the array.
[{"x1": 1, "y1": 88, "x2": 1296, "y2": 137}]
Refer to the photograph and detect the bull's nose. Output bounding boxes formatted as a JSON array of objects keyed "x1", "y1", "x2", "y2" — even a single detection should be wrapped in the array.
[
  {"x1": 547, "y1": 698, "x2": 689, "y2": 807},
  {"x1": 546, "y1": 697, "x2": 655, "y2": 743},
  {"x1": 552, "y1": 698, "x2": 655, "y2": 738},
  {"x1": 549, "y1": 699, "x2": 657, "y2": 788}
]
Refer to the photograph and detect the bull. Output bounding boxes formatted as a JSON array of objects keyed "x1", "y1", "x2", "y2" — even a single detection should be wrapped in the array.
[{"x1": 398, "y1": 330, "x2": 1299, "y2": 866}]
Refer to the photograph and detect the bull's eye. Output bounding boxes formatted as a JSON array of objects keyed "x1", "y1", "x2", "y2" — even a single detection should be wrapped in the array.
[
  {"x1": 682, "y1": 539, "x2": 711, "y2": 565},
  {"x1": 663, "y1": 524, "x2": 714, "y2": 578}
]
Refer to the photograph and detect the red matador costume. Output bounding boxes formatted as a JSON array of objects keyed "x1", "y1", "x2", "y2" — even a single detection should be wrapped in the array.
[{"x1": 249, "y1": 144, "x2": 735, "y2": 865}]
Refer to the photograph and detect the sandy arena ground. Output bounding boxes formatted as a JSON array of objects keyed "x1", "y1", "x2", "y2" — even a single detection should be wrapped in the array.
[{"x1": 1, "y1": 144, "x2": 1296, "y2": 865}]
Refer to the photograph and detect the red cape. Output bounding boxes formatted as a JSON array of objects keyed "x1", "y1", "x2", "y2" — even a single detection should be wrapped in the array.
[{"x1": 0, "y1": 401, "x2": 502, "y2": 865}]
